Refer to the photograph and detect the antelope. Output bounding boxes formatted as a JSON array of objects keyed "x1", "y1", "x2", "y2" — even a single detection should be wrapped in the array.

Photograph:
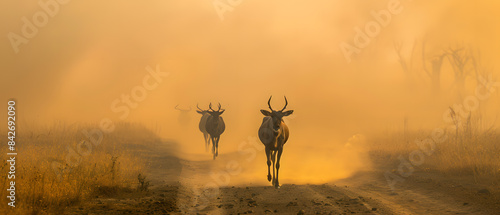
[
  {"x1": 258, "y1": 96, "x2": 293, "y2": 188},
  {"x1": 175, "y1": 105, "x2": 192, "y2": 127},
  {"x1": 205, "y1": 103, "x2": 225, "y2": 160},
  {"x1": 196, "y1": 104, "x2": 211, "y2": 152}
]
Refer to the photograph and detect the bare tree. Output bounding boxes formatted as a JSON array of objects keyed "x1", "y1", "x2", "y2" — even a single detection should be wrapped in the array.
[
  {"x1": 394, "y1": 40, "x2": 418, "y2": 87},
  {"x1": 422, "y1": 40, "x2": 446, "y2": 95},
  {"x1": 446, "y1": 46, "x2": 471, "y2": 97},
  {"x1": 469, "y1": 47, "x2": 491, "y2": 84}
]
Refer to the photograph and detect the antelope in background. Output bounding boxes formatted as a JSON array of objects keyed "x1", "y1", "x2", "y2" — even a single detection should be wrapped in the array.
[
  {"x1": 205, "y1": 103, "x2": 226, "y2": 160},
  {"x1": 259, "y1": 96, "x2": 293, "y2": 188},
  {"x1": 175, "y1": 105, "x2": 192, "y2": 127},
  {"x1": 196, "y1": 104, "x2": 211, "y2": 152}
]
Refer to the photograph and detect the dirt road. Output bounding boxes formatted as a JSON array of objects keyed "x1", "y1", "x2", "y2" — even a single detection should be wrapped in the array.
[
  {"x1": 67, "y1": 141, "x2": 500, "y2": 214},
  {"x1": 175, "y1": 157, "x2": 500, "y2": 215}
]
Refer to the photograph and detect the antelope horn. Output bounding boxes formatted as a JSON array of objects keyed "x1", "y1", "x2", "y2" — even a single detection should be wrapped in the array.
[
  {"x1": 197, "y1": 103, "x2": 203, "y2": 111},
  {"x1": 176, "y1": 104, "x2": 191, "y2": 111},
  {"x1": 281, "y1": 96, "x2": 288, "y2": 111},
  {"x1": 218, "y1": 103, "x2": 222, "y2": 111},
  {"x1": 209, "y1": 103, "x2": 215, "y2": 111},
  {"x1": 267, "y1": 96, "x2": 274, "y2": 111},
  {"x1": 218, "y1": 103, "x2": 225, "y2": 112}
]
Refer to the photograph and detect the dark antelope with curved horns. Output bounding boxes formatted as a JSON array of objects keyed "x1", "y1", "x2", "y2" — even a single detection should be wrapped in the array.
[
  {"x1": 258, "y1": 96, "x2": 293, "y2": 188},
  {"x1": 175, "y1": 105, "x2": 191, "y2": 126},
  {"x1": 196, "y1": 104, "x2": 211, "y2": 152},
  {"x1": 205, "y1": 103, "x2": 226, "y2": 160},
  {"x1": 175, "y1": 105, "x2": 192, "y2": 127}
]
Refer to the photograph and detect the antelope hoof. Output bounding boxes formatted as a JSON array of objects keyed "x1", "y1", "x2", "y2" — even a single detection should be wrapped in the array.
[
  {"x1": 267, "y1": 175, "x2": 272, "y2": 182},
  {"x1": 274, "y1": 181, "x2": 280, "y2": 188}
]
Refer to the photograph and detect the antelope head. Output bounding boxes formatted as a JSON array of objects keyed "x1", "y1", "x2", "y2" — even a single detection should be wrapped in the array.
[
  {"x1": 260, "y1": 96, "x2": 293, "y2": 129},
  {"x1": 196, "y1": 104, "x2": 209, "y2": 115},
  {"x1": 175, "y1": 105, "x2": 192, "y2": 112},
  {"x1": 207, "y1": 103, "x2": 225, "y2": 118}
]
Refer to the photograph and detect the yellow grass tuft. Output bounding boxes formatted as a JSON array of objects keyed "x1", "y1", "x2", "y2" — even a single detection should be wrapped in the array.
[
  {"x1": 370, "y1": 113, "x2": 500, "y2": 183},
  {"x1": 0, "y1": 122, "x2": 158, "y2": 214}
]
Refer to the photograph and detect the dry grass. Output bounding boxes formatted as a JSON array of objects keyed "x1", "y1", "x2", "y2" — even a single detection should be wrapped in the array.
[
  {"x1": 0, "y1": 122, "x2": 159, "y2": 214},
  {"x1": 370, "y1": 113, "x2": 500, "y2": 183}
]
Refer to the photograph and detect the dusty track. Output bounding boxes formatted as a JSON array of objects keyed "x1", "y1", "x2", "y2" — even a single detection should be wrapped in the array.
[{"x1": 67, "y1": 141, "x2": 500, "y2": 214}]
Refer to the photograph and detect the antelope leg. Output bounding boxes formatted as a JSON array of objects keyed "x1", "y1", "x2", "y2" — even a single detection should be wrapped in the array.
[
  {"x1": 266, "y1": 148, "x2": 272, "y2": 182},
  {"x1": 211, "y1": 137, "x2": 216, "y2": 160},
  {"x1": 204, "y1": 133, "x2": 209, "y2": 152},
  {"x1": 215, "y1": 136, "x2": 219, "y2": 157},
  {"x1": 275, "y1": 148, "x2": 283, "y2": 188},
  {"x1": 271, "y1": 150, "x2": 277, "y2": 186}
]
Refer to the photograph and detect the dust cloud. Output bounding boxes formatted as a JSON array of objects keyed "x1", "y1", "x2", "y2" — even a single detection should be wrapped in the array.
[{"x1": 1, "y1": 0, "x2": 499, "y2": 184}]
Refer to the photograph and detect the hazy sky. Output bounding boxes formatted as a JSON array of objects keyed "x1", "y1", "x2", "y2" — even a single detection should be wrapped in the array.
[{"x1": 1, "y1": 0, "x2": 499, "y2": 139}]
